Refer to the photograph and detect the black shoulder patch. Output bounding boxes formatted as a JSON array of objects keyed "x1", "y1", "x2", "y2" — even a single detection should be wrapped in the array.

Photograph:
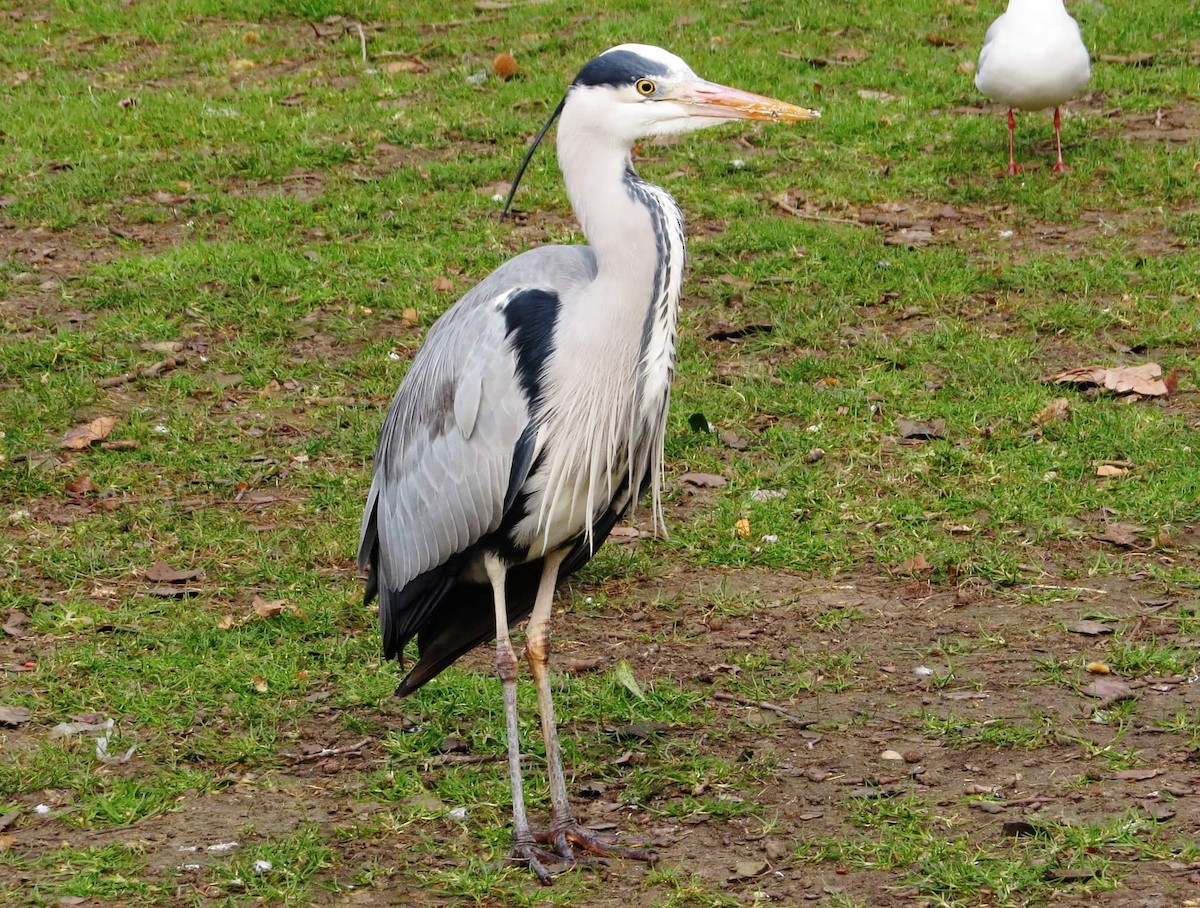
[
  {"x1": 573, "y1": 48, "x2": 671, "y2": 89},
  {"x1": 503, "y1": 288, "x2": 560, "y2": 408}
]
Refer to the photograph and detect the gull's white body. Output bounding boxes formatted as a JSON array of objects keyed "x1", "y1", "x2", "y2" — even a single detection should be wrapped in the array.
[{"x1": 975, "y1": 0, "x2": 1090, "y2": 111}]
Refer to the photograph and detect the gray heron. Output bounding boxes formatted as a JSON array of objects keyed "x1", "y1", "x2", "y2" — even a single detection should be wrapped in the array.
[
  {"x1": 975, "y1": 0, "x2": 1090, "y2": 174},
  {"x1": 358, "y1": 43, "x2": 819, "y2": 881}
]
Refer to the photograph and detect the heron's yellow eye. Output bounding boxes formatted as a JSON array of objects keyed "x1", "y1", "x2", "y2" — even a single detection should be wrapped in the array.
[{"x1": 635, "y1": 79, "x2": 655, "y2": 96}]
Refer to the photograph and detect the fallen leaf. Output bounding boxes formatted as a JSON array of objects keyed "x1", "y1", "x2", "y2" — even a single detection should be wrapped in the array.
[
  {"x1": 858, "y1": 88, "x2": 898, "y2": 102},
  {"x1": 144, "y1": 561, "x2": 205, "y2": 583},
  {"x1": 385, "y1": 58, "x2": 428, "y2": 74},
  {"x1": 734, "y1": 517, "x2": 751, "y2": 538},
  {"x1": 1099, "y1": 53, "x2": 1155, "y2": 66},
  {"x1": 216, "y1": 615, "x2": 237, "y2": 630},
  {"x1": 1046, "y1": 363, "x2": 1169, "y2": 397},
  {"x1": 1064, "y1": 620, "x2": 1114, "y2": 636},
  {"x1": 0, "y1": 834, "x2": 14, "y2": 853},
  {"x1": 885, "y1": 226, "x2": 934, "y2": 246},
  {"x1": 1080, "y1": 678, "x2": 1136, "y2": 705},
  {"x1": 1032, "y1": 397, "x2": 1070, "y2": 426},
  {"x1": 65, "y1": 475, "x2": 98, "y2": 496},
  {"x1": 1139, "y1": 802, "x2": 1176, "y2": 822},
  {"x1": 612, "y1": 659, "x2": 645, "y2": 700},
  {"x1": 1086, "y1": 661, "x2": 1111, "y2": 674},
  {"x1": 139, "y1": 340, "x2": 183, "y2": 355},
  {"x1": 898, "y1": 553, "x2": 933, "y2": 575},
  {"x1": 0, "y1": 705, "x2": 31, "y2": 726},
  {"x1": 432, "y1": 276, "x2": 455, "y2": 292},
  {"x1": 880, "y1": 749, "x2": 903, "y2": 761},
  {"x1": 1096, "y1": 464, "x2": 1128, "y2": 477},
  {"x1": 897, "y1": 417, "x2": 945, "y2": 439},
  {"x1": 2, "y1": 610, "x2": 30, "y2": 638},
  {"x1": 61, "y1": 416, "x2": 116, "y2": 450},
  {"x1": 610, "y1": 720, "x2": 670, "y2": 740},
  {"x1": 680, "y1": 472, "x2": 727, "y2": 489},
  {"x1": 145, "y1": 587, "x2": 201, "y2": 598},
  {"x1": 251, "y1": 596, "x2": 288, "y2": 619},
  {"x1": 728, "y1": 860, "x2": 768, "y2": 881},
  {"x1": 251, "y1": 675, "x2": 269, "y2": 693},
  {"x1": 1092, "y1": 523, "x2": 1144, "y2": 547}
]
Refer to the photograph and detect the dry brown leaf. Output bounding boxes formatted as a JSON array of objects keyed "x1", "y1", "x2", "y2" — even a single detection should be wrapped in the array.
[
  {"x1": 252, "y1": 675, "x2": 269, "y2": 693},
  {"x1": 2, "y1": 610, "x2": 29, "y2": 638},
  {"x1": 61, "y1": 416, "x2": 115, "y2": 450},
  {"x1": 0, "y1": 705, "x2": 32, "y2": 725},
  {"x1": 65, "y1": 475, "x2": 98, "y2": 496},
  {"x1": 734, "y1": 517, "x2": 751, "y2": 538},
  {"x1": 1065, "y1": 620, "x2": 1114, "y2": 636},
  {"x1": 1099, "y1": 53, "x2": 1155, "y2": 66},
  {"x1": 1080, "y1": 677, "x2": 1136, "y2": 705},
  {"x1": 0, "y1": 834, "x2": 15, "y2": 853},
  {"x1": 1046, "y1": 363, "x2": 1169, "y2": 397},
  {"x1": 1093, "y1": 523, "x2": 1144, "y2": 547},
  {"x1": 252, "y1": 595, "x2": 288, "y2": 619},
  {"x1": 728, "y1": 860, "x2": 768, "y2": 881},
  {"x1": 1032, "y1": 397, "x2": 1070, "y2": 426},
  {"x1": 858, "y1": 88, "x2": 898, "y2": 102},
  {"x1": 216, "y1": 615, "x2": 237, "y2": 630},
  {"x1": 897, "y1": 417, "x2": 945, "y2": 440},
  {"x1": 899, "y1": 553, "x2": 933, "y2": 574},
  {"x1": 1086, "y1": 661, "x2": 1111, "y2": 674},
  {"x1": 432, "y1": 276, "x2": 455, "y2": 292},
  {"x1": 385, "y1": 59, "x2": 428, "y2": 74},
  {"x1": 145, "y1": 561, "x2": 205, "y2": 583},
  {"x1": 1096, "y1": 464, "x2": 1128, "y2": 477}
]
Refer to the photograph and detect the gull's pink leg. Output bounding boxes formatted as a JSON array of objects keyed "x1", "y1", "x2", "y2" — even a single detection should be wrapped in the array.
[
  {"x1": 1006, "y1": 108, "x2": 1021, "y2": 176},
  {"x1": 1051, "y1": 106, "x2": 1069, "y2": 173}
]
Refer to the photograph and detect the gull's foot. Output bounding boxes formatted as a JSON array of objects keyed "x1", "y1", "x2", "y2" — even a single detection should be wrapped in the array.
[{"x1": 534, "y1": 823, "x2": 658, "y2": 864}]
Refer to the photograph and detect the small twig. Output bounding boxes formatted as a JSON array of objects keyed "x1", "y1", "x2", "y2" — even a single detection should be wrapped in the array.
[
  {"x1": 95, "y1": 355, "x2": 185, "y2": 388},
  {"x1": 291, "y1": 737, "x2": 371, "y2": 763},
  {"x1": 351, "y1": 21, "x2": 367, "y2": 63},
  {"x1": 710, "y1": 691, "x2": 815, "y2": 727},
  {"x1": 424, "y1": 752, "x2": 508, "y2": 767}
]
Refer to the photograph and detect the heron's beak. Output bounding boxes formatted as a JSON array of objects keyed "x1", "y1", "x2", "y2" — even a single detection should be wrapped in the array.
[{"x1": 672, "y1": 79, "x2": 820, "y2": 123}]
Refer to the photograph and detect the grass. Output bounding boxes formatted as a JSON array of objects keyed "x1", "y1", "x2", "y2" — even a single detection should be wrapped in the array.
[{"x1": 2, "y1": 0, "x2": 1198, "y2": 905}]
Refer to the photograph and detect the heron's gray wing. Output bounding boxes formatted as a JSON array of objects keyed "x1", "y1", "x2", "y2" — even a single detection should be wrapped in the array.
[{"x1": 358, "y1": 245, "x2": 597, "y2": 660}]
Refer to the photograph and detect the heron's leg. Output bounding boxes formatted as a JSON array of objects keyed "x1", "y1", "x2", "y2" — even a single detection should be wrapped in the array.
[
  {"x1": 485, "y1": 554, "x2": 557, "y2": 884},
  {"x1": 525, "y1": 549, "x2": 656, "y2": 864},
  {"x1": 1006, "y1": 108, "x2": 1021, "y2": 176},
  {"x1": 1051, "y1": 106, "x2": 1069, "y2": 173}
]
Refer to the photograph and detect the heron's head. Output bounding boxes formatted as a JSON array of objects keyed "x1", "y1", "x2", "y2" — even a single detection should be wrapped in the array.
[{"x1": 567, "y1": 44, "x2": 820, "y2": 143}]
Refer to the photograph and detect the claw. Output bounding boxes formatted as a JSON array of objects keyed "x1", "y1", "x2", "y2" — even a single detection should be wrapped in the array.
[
  {"x1": 534, "y1": 824, "x2": 658, "y2": 864},
  {"x1": 508, "y1": 840, "x2": 564, "y2": 885}
]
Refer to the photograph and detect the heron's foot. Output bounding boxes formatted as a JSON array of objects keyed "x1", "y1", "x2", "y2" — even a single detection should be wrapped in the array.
[
  {"x1": 508, "y1": 839, "x2": 565, "y2": 885},
  {"x1": 534, "y1": 822, "x2": 658, "y2": 864},
  {"x1": 1052, "y1": 161, "x2": 1070, "y2": 173},
  {"x1": 1005, "y1": 162, "x2": 1022, "y2": 176}
]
